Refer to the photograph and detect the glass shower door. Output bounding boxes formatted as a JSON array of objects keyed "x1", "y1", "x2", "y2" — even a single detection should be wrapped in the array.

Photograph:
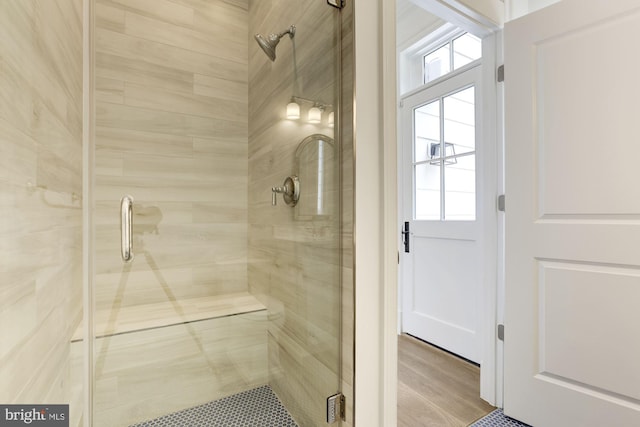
[
  {"x1": 91, "y1": 0, "x2": 266, "y2": 424},
  {"x1": 247, "y1": 1, "x2": 343, "y2": 424},
  {"x1": 89, "y1": 0, "x2": 343, "y2": 426}
]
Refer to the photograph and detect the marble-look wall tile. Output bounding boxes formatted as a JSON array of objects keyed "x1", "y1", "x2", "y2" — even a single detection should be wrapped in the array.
[
  {"x1": 247, "y1": 1, "x2": 343, "y2": 426},
  {"x1": 2, "y1": 2, "x2": 352, "y2": 426},
  {"x1": 94, "y1": 0, "x2": 249, "y2": 311},
  {"x1": 87, "y1": 311, "x2": 268, "y2": 427},
  {"x1": 0, "y1": 0, "x2": 83, "y2": 424},
  {"x1": 92, "y1": 1, "x2": 263, "y2": 424}
]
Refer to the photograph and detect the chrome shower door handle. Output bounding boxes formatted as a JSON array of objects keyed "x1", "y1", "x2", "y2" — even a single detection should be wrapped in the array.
[{"x1": 120, "y1": 195, "x2": 134, "y2": 262}]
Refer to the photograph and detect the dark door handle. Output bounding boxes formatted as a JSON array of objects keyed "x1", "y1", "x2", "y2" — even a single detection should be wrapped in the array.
[{"x1": 402, "y1": 221, "x2": 410, "y2": 253}]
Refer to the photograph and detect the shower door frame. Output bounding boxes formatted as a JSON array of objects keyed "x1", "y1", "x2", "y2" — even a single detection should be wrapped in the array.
[{"x1": 82, "y1": 0, "x2": 95, "y2": 425}]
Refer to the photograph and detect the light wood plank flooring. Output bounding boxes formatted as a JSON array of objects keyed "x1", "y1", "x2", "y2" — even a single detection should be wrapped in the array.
[{"x1": 398, "y1": 334, "x2": 495, "y2": 427}]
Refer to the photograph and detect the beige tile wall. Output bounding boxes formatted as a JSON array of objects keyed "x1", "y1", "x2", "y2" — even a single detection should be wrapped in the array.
[
  {"x1": 0, "y1": 0, "x2": 83, "y2": 423},
  {"x1": 92, "y1": 0, "x2": 266, "y2": 423},
  {"x1": 87, "y1": 310, "x2": 268, "y2": 427},
  {"x1": 1, "y1": 1, "x2": 353, "y2": 425},
  {"x1": 247, "y1": 1, "x2": 343, "y2": 426},
  {"x1": 93, "y1": 0, "x2": 249, "y2": 311}
]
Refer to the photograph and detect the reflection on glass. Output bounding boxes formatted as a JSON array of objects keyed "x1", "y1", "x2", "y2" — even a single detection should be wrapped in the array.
[
  {"x1": 295, "y1": 135, "x2": 336, "y2": 220},
  {"x1": 444, "y1": 86, "x2": 475, "y2": 157},
  {"x1": 414, "y1": 100, "x2": 440, "y2": 162},
  {"x1": 415, "y1": 162, "x2": 441, "y2": 220},
  {"x1": 444, "y1": 154, "x2": 475, "y2": 220},
  {"x1": 317, "y1": 139, "x2": 325, "y2": 214},
  {"x1": 453, "y1": 33, "x2": 482, "y2": 69},
  {"x1": 423, "y1": 44, "x2": 451, "y2": 84}
]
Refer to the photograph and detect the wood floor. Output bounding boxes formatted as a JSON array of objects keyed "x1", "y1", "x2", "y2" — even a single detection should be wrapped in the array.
[{"x1": 398, "y1": 334, "x2": 495, "y2": 427}]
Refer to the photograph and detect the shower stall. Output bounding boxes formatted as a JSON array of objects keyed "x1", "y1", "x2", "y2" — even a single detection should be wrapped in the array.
[
  {"x1": 85, "y1": 0, "x2": 348, "y2": 425},
  {"x1": 0, "y1": 0, "x2": 353, "y2": 426}
]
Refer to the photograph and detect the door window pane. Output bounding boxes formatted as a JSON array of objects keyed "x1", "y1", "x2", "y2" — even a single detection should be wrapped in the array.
[
  {"x1": 410, "y1": 74, "x2": 477, "y2": 222},
  {"x1": 415, "y1": 162, "x2": 441, "y2": 220},
  {"x1": 444, "y1": 154, "x2": 476, "y2": 220},
  {"x1": 414, "y1": 100, "x2": 440, "y2": 162},
  {"x1": 443, "y1": 86, "x2": 475, "y2": 157},
  {"x1": 423, "y1": 44, "x2": 451, "y2": 84},
  {"x1": 421, "y1": 32, "x2": 482, "y2": 85},
  {"x1": 453, "y1": 33, "x2": 482, "y2": 69}
]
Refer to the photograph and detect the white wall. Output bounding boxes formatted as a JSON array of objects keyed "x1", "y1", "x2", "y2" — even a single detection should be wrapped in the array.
[
  {"x1": 354, "y1": 0, "x2": 384, "y2": 423},
  {"x1": 456, "y1": 0, "x2": 505, "y2": 25},
  {"x1": 408, "y1": 0, "x2": 504, "y2": 28},
  {"x1": 506, "y1": 0, "x2": 561, "y2": 20},
  {"x1": 397, "y1": 0, "x2": 443, "y2": 50},
  {"x1": 354, "y1": 0, "x2": 398, "y2": 425},
  {"x1": 396, "y1": 0, "x2": 445, "y2": 95}
]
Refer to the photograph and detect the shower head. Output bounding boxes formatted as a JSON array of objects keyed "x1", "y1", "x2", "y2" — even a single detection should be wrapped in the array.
[{"x1": 254, "y1": 25, "x2": 296, "y2": 62}]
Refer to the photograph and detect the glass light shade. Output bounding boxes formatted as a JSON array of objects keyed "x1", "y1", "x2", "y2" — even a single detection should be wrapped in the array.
[
  {"x1": 308, "y1": 106, "x2": 322, "y2": 124},
  {"x1": 327, "y1": 111, "x2": 334, "y2": 127},
  {"x1": 286, "y1": 101, "x2": 300, "y2": 120}
]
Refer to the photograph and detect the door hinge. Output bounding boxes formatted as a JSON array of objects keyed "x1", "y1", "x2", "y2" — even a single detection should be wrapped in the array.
[
  {"x1": 327, "y1": 0, "x2": 345, "y2": 9},
  {"x1": 498, "y1": 324, "x2": 505, "y2": 341},
  {"x1": 327, "y1": 393, "x2": 345, "y2": 423},
  {"x1": 497, "y1": 194, "x2": 505, "y2": 212},
  {"x1": 497, "y1": 64, "x2": 505, "y2": 83}
]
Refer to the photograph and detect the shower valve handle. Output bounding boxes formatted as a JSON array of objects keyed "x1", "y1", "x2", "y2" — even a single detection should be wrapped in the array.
[
  {"x1": 272, "y1": 186, "x2": 286, "y2": 206},
  {"x1": 271, "y1": 176, "x2": 300, "y2": 207}
]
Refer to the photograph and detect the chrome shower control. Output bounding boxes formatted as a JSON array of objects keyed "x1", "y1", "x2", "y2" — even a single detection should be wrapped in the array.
[{"x1": 271, "y1": 176, "x2": 300, "y2": 207}]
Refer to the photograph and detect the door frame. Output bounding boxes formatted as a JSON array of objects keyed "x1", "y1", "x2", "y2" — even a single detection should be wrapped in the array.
[{"x1": 389, "y1": 0, "x2": 503, "y2": 410}]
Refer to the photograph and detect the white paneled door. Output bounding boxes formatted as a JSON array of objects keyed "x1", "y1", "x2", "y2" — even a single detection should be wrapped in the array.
[
  {"x1": 401, "y1": 65, "x2": 484, "y2": 363},
  {"x1": 504, "y1": 0, "x2": 640, "y2": 425}
]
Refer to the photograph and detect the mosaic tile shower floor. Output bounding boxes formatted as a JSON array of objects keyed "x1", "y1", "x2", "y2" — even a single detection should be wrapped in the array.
[
  {"x1": 130, "y1": 385, "x2": 298, "y2": 427},
  {"x1": 470, "y1": 409, "x2": 532, "y2": 427}
]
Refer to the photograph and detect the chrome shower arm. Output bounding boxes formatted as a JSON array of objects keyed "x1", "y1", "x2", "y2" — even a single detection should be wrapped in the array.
[{"x1": 275, "y1": 25, "x2": 296, "y2": 40}]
